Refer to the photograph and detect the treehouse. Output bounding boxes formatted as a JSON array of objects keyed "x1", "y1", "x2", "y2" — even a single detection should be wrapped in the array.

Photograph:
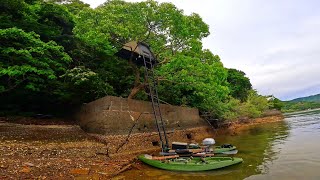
[
  {"x1": 116, "y1": 41, "x2": 169, "y2": 152},
  {"x1": 115, "y1": 41, "x2": 158, "y2": 69}
]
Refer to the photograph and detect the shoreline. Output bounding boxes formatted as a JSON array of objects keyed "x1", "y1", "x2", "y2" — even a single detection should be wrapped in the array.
[
  {"x1": 283, "y1": 108, "x2": 320, "y2": 115},
  {"x1": 0, "y1": 115, "x2": 284, "y2": 178},
  {"x1": 224, "y1": 115, "x2": 284, "y2": 134}
]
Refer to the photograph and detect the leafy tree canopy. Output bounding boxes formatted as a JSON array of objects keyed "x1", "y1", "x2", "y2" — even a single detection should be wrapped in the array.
[
  {"x1": 74, "y1": 0, "x2": 209, "y2": 58},
  {"x1": 0, "y1": 27, "x2": 71, "y2": 93},
  {"x1": 267, "y1": 96, "x2": 283, "y2": 110},
  {"x1": 0, "y1": 0, "x2": 74, "y2": 42},
  {"x1": 73, "y1": 0, "x2": 212, "y2": 101},
  {"x1": 46, "y1": 0, "x2": 90, "y2": 14},
  {"x1": 157, "y1": 52, "x2": 229, "y2": 112},
  {"x1": 0, "y1": 27, "x2": 72, "y2": 114},
  {"x1": 227, "y1": 68, "x2": 252, "y2": 102},
  {"x1": 0, "y1": 0, "x2": 273, "y2": 119}
]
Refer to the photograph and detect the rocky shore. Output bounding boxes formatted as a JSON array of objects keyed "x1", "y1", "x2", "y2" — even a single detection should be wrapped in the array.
[{"x1": 0, "y1": 115, "x2": 283, "y2": 179}]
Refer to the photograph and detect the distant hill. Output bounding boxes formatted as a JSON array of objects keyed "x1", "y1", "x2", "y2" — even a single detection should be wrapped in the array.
[{"x1": 289, "y1": 94, "x2": 320, "y2": 102}]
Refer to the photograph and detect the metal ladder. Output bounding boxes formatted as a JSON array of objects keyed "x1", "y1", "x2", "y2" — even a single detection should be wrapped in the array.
[{"x1": 142, "y1": 53, "x2": 169, "y2": 152}]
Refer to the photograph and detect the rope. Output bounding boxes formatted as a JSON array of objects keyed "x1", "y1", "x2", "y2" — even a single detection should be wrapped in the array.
[{"x1": 115, "y1": 104, "x2": 145, "y2": 153}]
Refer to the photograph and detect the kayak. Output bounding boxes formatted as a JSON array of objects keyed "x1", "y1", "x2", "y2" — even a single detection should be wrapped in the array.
[
  {"x1": 213, "y1": 145, "x2": 237, "y2": 154},
  {"x1": 160, "y1": 145, "x2": 238, "y2": 156},
  {"x1": 138, "y1": 154, "x2": 243, "y2": 171},
  {"x1": 172, "y1": 142, "x2": 238, "y2": 154}
]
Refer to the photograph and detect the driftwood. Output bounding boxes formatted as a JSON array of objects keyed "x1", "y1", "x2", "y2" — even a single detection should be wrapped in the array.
[{"x1": 109, "y1": 162, "x2": 134, "y2": 178}]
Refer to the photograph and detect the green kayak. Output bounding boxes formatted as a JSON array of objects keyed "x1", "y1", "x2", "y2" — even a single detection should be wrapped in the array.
[
  {"x1": 213, "y1": 145, "x2": 237, "y2": 154},
  {"x1": 138, "y1": 154, "x2": 243, "y2": 171},
  {"x1": 187, "y1": 143, "x2": 237, "y2": 154}
]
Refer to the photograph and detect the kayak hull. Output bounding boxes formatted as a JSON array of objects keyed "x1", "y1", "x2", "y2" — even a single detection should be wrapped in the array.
[
  {"x1": 138, "y1": 154, "x2": 243, "y2": 171},
  {"x1": 213, "y1": 146, "x2": 237, "y2": 154}
]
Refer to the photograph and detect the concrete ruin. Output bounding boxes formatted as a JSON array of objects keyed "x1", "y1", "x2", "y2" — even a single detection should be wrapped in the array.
[{"x1": 76, "y1": 96, "x2": 208, "y2": 135}]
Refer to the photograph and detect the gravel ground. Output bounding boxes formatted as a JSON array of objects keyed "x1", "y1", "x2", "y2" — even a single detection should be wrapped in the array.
[
  {"x1": 0, "y1": 121, "x2": 143, "y2": 179},
  {"x1": 0, "y1": 119, "x2": 212, "y2": 179}
]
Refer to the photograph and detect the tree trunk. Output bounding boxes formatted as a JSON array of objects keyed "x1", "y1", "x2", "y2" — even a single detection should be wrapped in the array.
[
  {"x1": 128, "y1": 83, "x2": 145, "y2": 99},
  {"x1": 128, "y1": 59, "x2": 145, "y2": 99}
]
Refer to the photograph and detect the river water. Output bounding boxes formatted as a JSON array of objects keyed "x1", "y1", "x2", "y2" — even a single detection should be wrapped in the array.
[{"x1": 122, "y1": 111, "x2": 320, "y2": 179}]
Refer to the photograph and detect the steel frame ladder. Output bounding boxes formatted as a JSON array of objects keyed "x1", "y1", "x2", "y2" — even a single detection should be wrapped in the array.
[{"x1": 141, "y1": 53, "x2": 169, "y2": 152}]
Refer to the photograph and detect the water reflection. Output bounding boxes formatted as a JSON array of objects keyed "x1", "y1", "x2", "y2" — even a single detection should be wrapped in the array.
[
  {"x1": 122, "y1": 112, "x2": 320, "y2": 179},
  {"x1": 247, "y1": 111, "x2": 320, "y2": 180}
]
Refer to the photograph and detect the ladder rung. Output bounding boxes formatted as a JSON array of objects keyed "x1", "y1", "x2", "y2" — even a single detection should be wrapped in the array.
[
  {"x1": 149, "y1": 93, "x2": 157, "y2": 97},
  {"x1": 150, "y1": 96, "x2": 159, "y2": 101},
  {"x1": 151, "y1": 101, "x2": 158, "y2": 105}
]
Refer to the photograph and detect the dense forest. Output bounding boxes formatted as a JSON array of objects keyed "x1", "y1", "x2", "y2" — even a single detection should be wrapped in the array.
[{"x1": 0, "y1": 0, "x2": 279, "y2": 120}]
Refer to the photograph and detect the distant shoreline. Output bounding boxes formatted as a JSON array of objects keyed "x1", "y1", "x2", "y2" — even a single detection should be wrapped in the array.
[
  {"x1": 284, "y1": 108, "x2": 320, "y2": 115},
  {"x1": 221, "y1": 115, "x2": 284, "y2": 134}
]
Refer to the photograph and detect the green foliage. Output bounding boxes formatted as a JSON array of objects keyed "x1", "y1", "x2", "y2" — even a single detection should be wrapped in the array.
[
  {"x1": 268, "y1": 96, "x2": 283, "y2": 110},
  {"x1": 281, "y1": 94, "x2": 320, "y2": 113},
  {"x1": 220, "y1": 97, "x2": 241, "y2": 121},
  {"x1": 73, "y1": 0, "x2": 211, "y2": 99},
  {"x1": 60, "y1": 66, "x2": 114, "y2": 104},
  {"x1": 157, "y1": 52, "x2": 229, "y2": 112},
  {"x1": 0, "y1": 0, "x2": 272, "y2": 119},
  {"x1": 0, "y1": 0, "x2": 75, "y2": 42},
  {"x1": 36, "y1": 2, "x2": 75, "y2": 40},
  {"x1": 221, "y1": 90, "x2": 270, "y2": 121},
  {"x1": 46, "y1": 0, "x2": 90, "y2": 14},
  {"x1": 282, "y1": 101, "x2": 320, "y2": 113},
  {"x1": 0, "y1": 0, "x2": 35, "y2": 29},
  {"x1": 226, "y1": 68, "x2": 252, "y2": 102},
  {"x1": 0, "y1": 27, "x2": 72, "y2": 115},
  {"x1": 0, "y1": 27, "x2": 71, "y2": 93},
  {"x1": 246, "y1": 90, "x2": 270, "y2": 112},
  {"x1": 74, "y1": 0, "x2": 209, "y2": 59}
]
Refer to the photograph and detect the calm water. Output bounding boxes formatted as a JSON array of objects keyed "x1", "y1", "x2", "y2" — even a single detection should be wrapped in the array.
[{"x1": 122, "y1": 111, "x2": 320, "y2": 180}]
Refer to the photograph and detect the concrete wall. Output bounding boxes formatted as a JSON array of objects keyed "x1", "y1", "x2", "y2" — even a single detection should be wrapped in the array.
[{"x1": 76, "y1": 96, "x2": 207, "y2": 135}]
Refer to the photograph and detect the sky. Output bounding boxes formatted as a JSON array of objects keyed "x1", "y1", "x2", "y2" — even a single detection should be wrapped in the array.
[{"x1": 82, "y1": 0, "x2": 320, "y2": 100}]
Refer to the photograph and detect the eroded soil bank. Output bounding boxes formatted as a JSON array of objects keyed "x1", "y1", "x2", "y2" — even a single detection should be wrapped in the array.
[{"x1": 0, "y1": 115, "x2": 283, "y2": 179}]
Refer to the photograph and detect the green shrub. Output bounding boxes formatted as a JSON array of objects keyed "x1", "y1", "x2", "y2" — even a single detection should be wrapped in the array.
[{"x1": 221, "y1": 90, "x2": 270, "y2": 121}]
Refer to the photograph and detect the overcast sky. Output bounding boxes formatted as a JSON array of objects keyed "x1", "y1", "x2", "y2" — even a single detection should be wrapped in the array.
[{"x1": 82, "y1": 0, "x2": 320, "y2": 100}]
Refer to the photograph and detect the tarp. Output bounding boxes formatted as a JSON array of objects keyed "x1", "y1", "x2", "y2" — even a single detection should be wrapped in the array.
[{"x1": 115, "y1": 41, "x2": 158, "y2": 68}]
